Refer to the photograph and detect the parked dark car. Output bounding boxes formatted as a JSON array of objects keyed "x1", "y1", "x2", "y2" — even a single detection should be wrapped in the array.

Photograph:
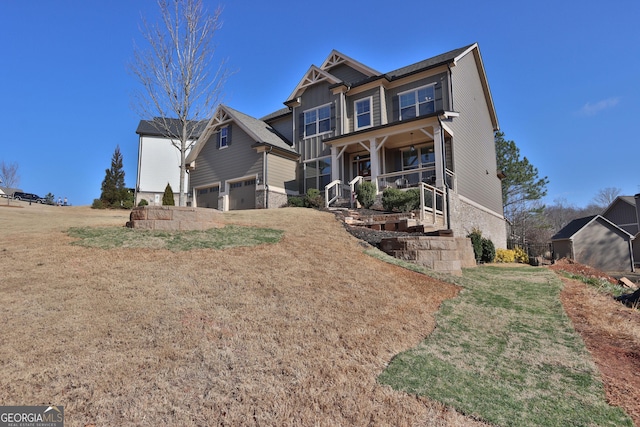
[{"x1": 13, "y1": 192, "x2": 45, "y2": 203}]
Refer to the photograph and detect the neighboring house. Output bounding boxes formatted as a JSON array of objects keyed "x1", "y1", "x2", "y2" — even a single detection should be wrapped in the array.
[
  {"x1": 183, "y1": 43, "x2": 506, "y2": 247},
  {"x1": 135, "y1": 119, "x2": 206, "y2": 206},
  {"x1": 186, "y1": 105, "x2": 299, "y2": 210},
  {"x1": 551, "y1": 215, "x2": 635, "y2": 272},
  {"x1": 602, "y1": 194, "x2": 640, "y2": 266}
]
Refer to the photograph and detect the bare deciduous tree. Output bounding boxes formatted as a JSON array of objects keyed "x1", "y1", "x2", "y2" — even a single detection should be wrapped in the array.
[
  {"x1": 131, "y1": 0, "x2": 229, "y2": 206},
  {"x1": 592, "y1": 187, "x2": 621, "y2": 208},
  {"x1": 0, "y1": 161, "x2": 20, "y2": 204}
]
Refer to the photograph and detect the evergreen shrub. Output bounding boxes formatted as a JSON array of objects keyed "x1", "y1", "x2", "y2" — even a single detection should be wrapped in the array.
[
  {"x1": 356, "y1": 181, "x2": 376, "y2": 209},
  {"x1": 162, "y1": 183, "x2": 175, "y2": 206}
]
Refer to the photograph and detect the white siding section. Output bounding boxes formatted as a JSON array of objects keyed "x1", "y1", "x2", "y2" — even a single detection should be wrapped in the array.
[{"x1": 138, "y1": 136, "x2": 192, "y2": 193}]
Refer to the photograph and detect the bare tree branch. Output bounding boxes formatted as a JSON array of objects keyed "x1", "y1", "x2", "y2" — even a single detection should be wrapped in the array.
[
  {"x1": 0, "y1": 161, "x2": 20, "y2": 205},
  {"x1": 130, "y1": 0, "x2": 230, "y2": 206}
]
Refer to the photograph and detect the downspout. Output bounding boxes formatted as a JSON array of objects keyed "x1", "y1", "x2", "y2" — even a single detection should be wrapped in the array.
[
  {"x1": 264, "y1": 145, "x2": 273, "y2": 209},
  {"x1": 447, "y1": 63, "x2": 454, "y2": 110},
  {"x1": 437, "y1": 116, "x2": 451, "y2": 230},
  {"x1": 629, "y1": 237, "x2": 635, "y2": 272}
]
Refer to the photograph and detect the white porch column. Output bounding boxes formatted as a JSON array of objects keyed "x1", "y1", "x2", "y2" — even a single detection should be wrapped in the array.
[
  {"x1": 330, "y1": 145, "x2": 340, "y2": 183},
  {"x1": 433, "y1": 125, "x2": 444, "y2": 188},
  {"x1": 369, "y1": 138, "x2": 380, "y2": 191}
]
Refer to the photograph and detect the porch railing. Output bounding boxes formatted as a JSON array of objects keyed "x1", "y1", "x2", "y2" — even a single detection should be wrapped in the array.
[
  {"x1": 349, "y1": 176, "x2": 364, "y2": 208},
  {"x1": 324, "y1": 179, "x2": 342, "y2": 208},
  {"x1": 418, "y1": 182, "x2": 447, "y2": 227},
  {"x1": 377, "y1": 167, "x2": 455, "y2": 191}
]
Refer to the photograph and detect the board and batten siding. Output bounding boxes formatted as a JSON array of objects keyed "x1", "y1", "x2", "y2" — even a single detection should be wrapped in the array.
[
  {"x1": 448, "y1": 52, "x2": 503, "y2": 216},
  {"x1": 189, "y1": 123, "x2": 262, "y2": 191},
  {"x1": 296, "y1": 82, "x2": 337, "y2": 161}
]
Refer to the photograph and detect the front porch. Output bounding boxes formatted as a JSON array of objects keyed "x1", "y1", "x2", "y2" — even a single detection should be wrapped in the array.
[{"x1": 322, "y1": 116, "x2": 455, "y2": 228}]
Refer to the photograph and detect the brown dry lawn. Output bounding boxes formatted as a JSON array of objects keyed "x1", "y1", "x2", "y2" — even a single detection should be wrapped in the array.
[{"x1": 0, "y1": 202, "x2": 491, "y2": 426}]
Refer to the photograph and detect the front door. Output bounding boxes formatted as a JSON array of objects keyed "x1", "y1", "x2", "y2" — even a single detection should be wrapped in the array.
[{"x1": 351, "y1": 154, "x2": 371, "y2": 179}]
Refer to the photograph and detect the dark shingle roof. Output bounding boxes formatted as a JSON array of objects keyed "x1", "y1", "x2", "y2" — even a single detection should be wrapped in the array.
[
  {"x1": 261, "y1": 108, "x2": 292, "y2": 122},
  {"x1": 224, "y1": 106, "x2": 295, "y2": 153},
  {"x1": 136, "y1": 118, "x2": 208, "y2": 138},
  {"x1": 385, "y1": 44, "x2": 475, "y2": 80},
  {"x1": 551, "y1": 216, "x2": 597, "y2": 240}
]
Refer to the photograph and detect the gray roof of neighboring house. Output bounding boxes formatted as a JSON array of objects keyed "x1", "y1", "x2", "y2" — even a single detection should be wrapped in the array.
[
  {"x1": 551, "y1": 216, "x2": 598, "y2": 240},
  {"x1": 551, "y1": 215, "x2": 634, "y2": 241},
  {"x1": 224, "y1": 106, "x2": 295, "y2": 153},
  {"x1": 136, "y1": 118, "x2": 208, "y2": 137}
]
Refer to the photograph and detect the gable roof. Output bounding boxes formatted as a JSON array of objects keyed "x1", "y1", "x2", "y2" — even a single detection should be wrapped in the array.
[
  {"x1": 285, "y1": 65, "x2": 343, "y2": 104},
  {"x1": 282, "y1": 43, "x2": 499, "y2": 130},
  {"x1": 551, "y1": 215, "x2": 634, "y2": 241},
  {"x1": 321, "y1": 50, "x2": 380, "y2": 78},
  {"x1": 186, "y1": 105, "x2": 296, "y2": 164}
]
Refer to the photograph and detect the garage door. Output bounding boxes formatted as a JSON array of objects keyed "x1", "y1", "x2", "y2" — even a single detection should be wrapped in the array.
[
  {"x1": 228, "y1": 179, "x2": 256, "y2": 210},
  {"x1": 196, "y1": 186, "x2": 219, "y2": 209}
]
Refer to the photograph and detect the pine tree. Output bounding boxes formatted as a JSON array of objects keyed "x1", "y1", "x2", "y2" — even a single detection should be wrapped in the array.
[
  {"x1": 100, "y1": 146, "x2": 127, "y2": 207},
  {"x1": 162, "y1": 183, "x2": 175, "y2": 206}
]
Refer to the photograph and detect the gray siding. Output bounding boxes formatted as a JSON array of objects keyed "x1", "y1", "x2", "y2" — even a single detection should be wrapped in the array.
[
  {"x1": 448, "y1": 52, "x2": 503, "y2": 215},
  {"x1": 327, "y1": 63, "x2": 368, "y2": 85},
  {"x1": 573, "y1": 219, "x2": 633, "y2": 271},
  {"x1": 190, "y1": 123, "x2": 262, "y2": 190},
  {"x1": 604, "y1": 200, "x2": 639, "y2": 235},
  {"x1": 296, "y1": 82, "x2": 337, "y2": 161},
  {"x1": 268, "y1": 114, "x2": 294, "y2": 144},
  {"x1": 266, "y1": 153, "x2": 298, "y2": 193},
  {"x1": 385, "y1": 72, "x2": 449, "y2": 122},
  {"x1": 345, "y1": 88, "x2": 381, "y2": 132}
]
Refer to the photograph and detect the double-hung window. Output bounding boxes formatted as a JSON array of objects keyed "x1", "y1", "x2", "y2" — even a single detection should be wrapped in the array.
[
  {"x1": 304, "y1": 104, "x2": 331, "y2": 138},
  {"x1": 354, "y1": 97, "x2": 372, "y2": 130},
  {"x1": 399, "y1": 84, "x2": 435, "y2": 120},
  {"x1": 218, "y1": 126, "x2": 229, "y2": 149}
]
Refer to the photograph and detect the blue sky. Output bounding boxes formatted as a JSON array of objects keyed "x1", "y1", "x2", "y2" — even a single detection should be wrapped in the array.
[{"x1": 0, "y1": 0, "x2": 638, "y2": 207}]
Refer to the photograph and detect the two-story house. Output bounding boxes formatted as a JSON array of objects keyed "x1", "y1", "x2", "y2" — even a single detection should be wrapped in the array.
[{"x1": 183, "y1": 43, "x2": 506, "y2": 247}]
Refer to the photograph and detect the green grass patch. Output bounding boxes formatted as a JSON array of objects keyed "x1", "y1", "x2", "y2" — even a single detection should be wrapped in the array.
[
  {"x1": 67, "y1": 225, "x2": 283, "y2": 251},
  {"x1": 560, "y1": 272, "x2": 628, "y2": 297},
  {"x1": 378, "y1": 265, "x2": 632, "y2": 426}
]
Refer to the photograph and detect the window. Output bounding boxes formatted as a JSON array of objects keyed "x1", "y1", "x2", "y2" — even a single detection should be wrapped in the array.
[
  {"x1": 399, "y1": 84, "x2": 435, "y2": 120},
  {"x1": 402, "y1": 145, "x2": 436, "y2": 170},
  {"x1": 355, "y1": 98, "x2": 372, "y2": 130},
  {"x1": 304, "y1": 157, "x2": 331, "y2": 191},
  {"x1": 304, "y1": 104, "x2": 331, "y2": 137},
  {"x1": 219, "y1": 126, "x2": 229, "y2": 149}
]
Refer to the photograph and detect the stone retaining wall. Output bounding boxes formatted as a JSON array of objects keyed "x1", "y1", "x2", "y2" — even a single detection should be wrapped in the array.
[
  {"x1": 126, "y1": 206, "x2": 222, "y2": 231},
  {"x1": 380, "y1": 235, "x2": 476, "y2": 276}
]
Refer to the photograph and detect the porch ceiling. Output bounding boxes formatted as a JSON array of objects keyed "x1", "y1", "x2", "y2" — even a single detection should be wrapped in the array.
[{"x1": 327, "y1": 116, "x2": 450, "y2": 153}]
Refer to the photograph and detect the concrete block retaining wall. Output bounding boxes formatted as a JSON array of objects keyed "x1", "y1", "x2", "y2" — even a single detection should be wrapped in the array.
[
  {"x1": 380, "y1": 235, "x2": 476, "y2": 276},
  {"x1": 126, "y1": 206, "x2": 222, "y2": 231}
]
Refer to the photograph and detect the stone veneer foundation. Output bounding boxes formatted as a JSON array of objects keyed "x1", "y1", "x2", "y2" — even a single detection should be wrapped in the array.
[{"x1": 126, "y1": 206, "x2": 222, "y2": 231}]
